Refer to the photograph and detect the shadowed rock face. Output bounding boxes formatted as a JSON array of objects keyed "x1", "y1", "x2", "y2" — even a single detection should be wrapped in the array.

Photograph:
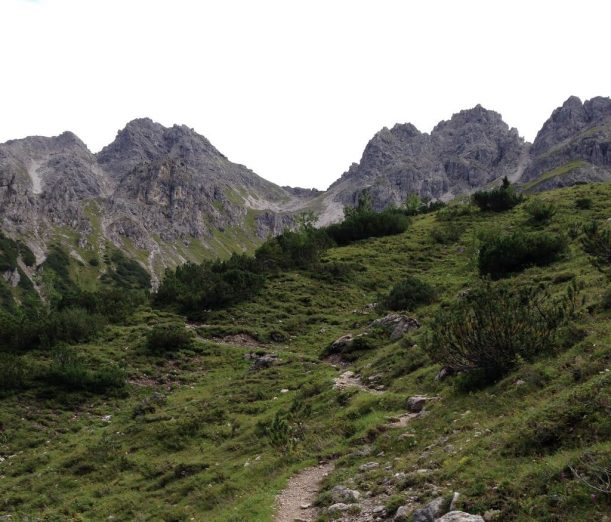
[
  {"x1": 325, "y1": 105, "x2": 527, "y2": 211},
  {"x1": 521, "y1": 96, "x2": 611, "y2": 191}
]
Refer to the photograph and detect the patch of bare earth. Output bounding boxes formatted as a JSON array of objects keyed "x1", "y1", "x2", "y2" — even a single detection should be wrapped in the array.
[{"x1": 275, "y1": 462, "x2": 334, "y2": 522}]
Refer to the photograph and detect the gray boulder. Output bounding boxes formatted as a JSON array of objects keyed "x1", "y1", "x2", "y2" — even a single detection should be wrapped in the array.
[
  {"x1": 369, "y1": 314, "x2": 421, "y2": 340},
  {"x1": 331, "y1": 485, "x2": 360, "y2": 503},
  {"x1": 413, "y1": 496, "x2": 449, "y2": 521}
]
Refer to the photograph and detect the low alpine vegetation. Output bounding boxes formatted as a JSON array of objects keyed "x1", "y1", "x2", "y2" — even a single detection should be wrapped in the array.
[
  {"x1": 427, "y1": 280, "x2": 578, "y2": 385},
  {"x1": 478, "y1": 230, "x2": 567, "y2": 278},
  {"x1": 382, "y1": 275, "x2": 437, "y2": 311},
  {"x1": 146, "y1": 323, "x2": 194, "y2": 354},
  {"x1": 471, "y1": 177, "x2": 523, "y2": 212},
  {"x1": 524, "y1": 198, "x2": 557, "y2": 223}
]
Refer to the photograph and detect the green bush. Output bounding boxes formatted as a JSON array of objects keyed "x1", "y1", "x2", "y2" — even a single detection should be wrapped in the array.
[
  {"x1": 45, "y1": 346, "x2": 125, "y2": 393},
  {"x1": 478, "y1": 230, "x2": 567, "y2": 278},
  {"x1": 155, "y1": 254, "x2": 266, "y2": 315},
  {"x1": 325, "y1": 209, "x2": 409, "y2": 246},
  {"x1": 427, "y1": 280, "x2": 577, "y2": 386},
  {"x1": 383, "y1": 276, "x2": 436, "y2": 311},
  {"x1": 524, "y1": 199, "x2": 557, "y2": 223},
  {"x1": 47, "y1": 307, "x2": 106, "y2": 345},
  {"x1": 0, "y1": 353, "x2": 27, "y2": 390},
  {"x1": 575, "y1": 197, "x2": 592, "y2": 210},
  {"x1": 256, "y1": 228, "x2": 332, "y2": 270},
  {"x1": 101, "y1": 250, "x2": 150, "y2": 290},
  {"x1": 430, "y1": 222, "x2": 464, "y2": 244},
  {"x1": 436, "y1": 204, "x2": 476, "y2": 222},
  {"x1": 146, "y1": 323, "x2": 193, "y2": 354},
  {"x1": 0, "y1": 234, "x2": 19, "y2": 272},
  {"x1": 59, "y1": 288, "x2": 147, "y2": 324},
  {"x1": 602, "y1": 287, "x2": 611, "y2": 310},
  {"x1": 472, "y1": 178, "x2": 523, "y2": 212},
  {"x1": 581, "y1": 221, "x2": 611, "y2": 273}
]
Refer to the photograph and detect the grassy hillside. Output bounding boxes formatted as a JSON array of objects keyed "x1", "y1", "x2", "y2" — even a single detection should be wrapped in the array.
[{"x1": 0, "y1": 182, "x2": 609, "y2": 521}]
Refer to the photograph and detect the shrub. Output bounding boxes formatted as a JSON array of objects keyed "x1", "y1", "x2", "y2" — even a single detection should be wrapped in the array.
[
  {"x1": 47, "y1": 307, "x2": 106, "y2": 345},
  {"x1": 101, "y1": 250, "x2": 150, "y2": 290},
  {"x1": 478, "y1": 230, "x2": 567, "y2": 278},
  {"x1": 45, "y1": 346, "x2": 125, "y2": 393},
  {"x1": 427, "y1": 280, "x2": 577, "y2": 385},
  {"x1": 575, "y1": 197, "x2": 592, "y2": 210},
  {"x1": 524, "y1": 199, "x2": 557, "y2": 223},
  {"x1": 0, "y1": 234, "x2": 19, "y2": 271},
  {"x1": 430, "y1": 222, "x2": 464, "y2": 244},
  {"x1": 308, "y1": 261, "x2": 359, "y2": 282},
  {"x1": 256, "y1": 228, "x2": 332, "y2": 270},
  {"x1": 436, "y1": 204, "x2": 476, "y2": 222},
  {"x1": 17, "y1": 241, "x2": 36, "y2": 267},
  {"x1": 581, "y1": 221, "x2": 611, "y2": 273},
  {"x1": 59, "y1": 288, "x2": 147, "y2": 324},
  {"x1": 602, "y1": 287, "x2": 611, "y2": 311},
  {"x1": 383, "y1": 276, "x2": 436, "y2": 311},
  {"x1": 472, "y1": 178, "x2": 523, "y2": 212},
  {"x1": 155, "y1": 254, "x2": 266, "y2": 315},
  {"x1": 0, "y1": 353, "x2": 27, "y2": 390},
  {"x1": 146, "y1": 323, "x2": 193, "y2": 354},
  {"x1": 325, "y1": 209, "x2": 409, "y2": 245}
]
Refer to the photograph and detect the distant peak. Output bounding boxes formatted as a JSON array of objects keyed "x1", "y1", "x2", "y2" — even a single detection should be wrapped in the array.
[{"x1": 562, "y1": 95, "x2": 583, "y2": 107}]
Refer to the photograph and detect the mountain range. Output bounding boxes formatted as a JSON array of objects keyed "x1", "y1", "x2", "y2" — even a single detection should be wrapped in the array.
[{"x1": 1, "y1": 95, "x2": 610, "y2": 276}]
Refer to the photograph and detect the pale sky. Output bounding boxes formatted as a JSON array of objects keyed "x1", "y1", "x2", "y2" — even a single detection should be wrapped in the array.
[{"x1": 1, "y1": 0, "x2": 609, "y2": 190}]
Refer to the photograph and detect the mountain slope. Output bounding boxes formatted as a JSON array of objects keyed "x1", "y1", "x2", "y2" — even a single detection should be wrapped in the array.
[{"x1": 0, "y1": 182, "x2": 609, "y2": 521}]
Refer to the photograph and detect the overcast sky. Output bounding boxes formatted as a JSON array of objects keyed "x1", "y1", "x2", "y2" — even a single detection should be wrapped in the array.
[{"x1": 1, "y1": 0, "x2": 609, "y2": 189}]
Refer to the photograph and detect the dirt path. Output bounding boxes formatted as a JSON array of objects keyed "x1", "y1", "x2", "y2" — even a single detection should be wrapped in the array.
[{"x1": 275, "y1": 463, "x2": 334, "y2": 522}]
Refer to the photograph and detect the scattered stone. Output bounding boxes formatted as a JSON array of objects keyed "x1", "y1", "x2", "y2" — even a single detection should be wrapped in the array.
[
  {"x1": 450, "y1": 492, "x2": 460, "y2": 511},
  {"x1": 244, "y1": 351, "x2": 279, "y2": 371},
  {"x1": 483, "y1": 509, "x2": 502, "y2": 521},
  {"x1": 359, "y1": 462, "x2": 380, "y2": 472},
  {"x1": 368, "y1": 313, "x2": 421, "y2": 341},
  {"x1": 331, "y1": 485, "x2": 360, "y2": 503},
  {"x1": 329, "y1": 334, "x2": 358, "y2": 353},
  {"x1": 353, "y1": 445, "x2": 373, "y2": 457},
  {"x1": 328, "y1": 502, "x2": 351, "y2": 513},
  {"x1": 394, "y1": 505, "x2": 412, "y2": 521},
  {"x1": 435, "y1": 511, "x2": 485, "y2": 522},
  {"x1": 514, "y1": 379, "x2": 526, "y2": 386},
  {"x1": 299, "y1": 503, "x2": 311, "y2": 509},
  {"x1": 413, "y1": 496, "x2": 448, "y2": 522},
  {"x1": 435, "y1": 367, "x2": 454, "y2": 381},
  {"x1": 406, "y1": 396, "x2": 439, "y2": 413}
]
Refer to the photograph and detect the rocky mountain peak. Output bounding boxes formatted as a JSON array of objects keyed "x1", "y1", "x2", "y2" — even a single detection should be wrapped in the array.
[
  {"x1": 96, "y1": 118, "x2": 226, "y2": 181},
  {"x1": 531, "y1": 96, "x2": 611, "y2": 156}
]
